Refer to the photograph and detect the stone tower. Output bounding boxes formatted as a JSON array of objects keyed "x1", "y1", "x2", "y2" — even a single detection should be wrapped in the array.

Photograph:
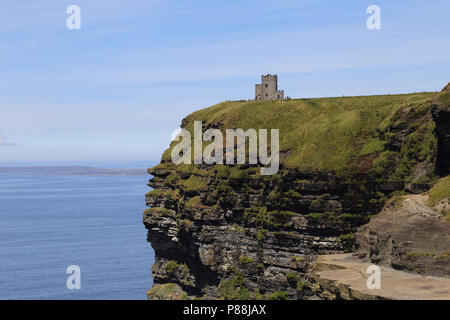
[{"x1": 255, "y1": 74, "x2": 284, "y2": 100}]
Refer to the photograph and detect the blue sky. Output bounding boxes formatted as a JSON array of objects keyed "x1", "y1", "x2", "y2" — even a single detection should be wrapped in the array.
[{"x1": 1, "y1": 0, "x2": 449, "y2": 164}]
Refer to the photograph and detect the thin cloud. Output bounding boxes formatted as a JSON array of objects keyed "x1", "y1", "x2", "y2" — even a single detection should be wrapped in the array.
[{"x1": 0, "y1": 136, "x2": 17, "y2": 146}]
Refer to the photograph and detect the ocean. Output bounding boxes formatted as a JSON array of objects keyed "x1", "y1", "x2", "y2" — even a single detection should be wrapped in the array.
[{"x1": 0, "y1": 174, "x2": 154, "y2": 299}]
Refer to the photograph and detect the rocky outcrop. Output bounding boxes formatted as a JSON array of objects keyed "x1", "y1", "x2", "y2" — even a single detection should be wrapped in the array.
[
  {"x1": 144, "y1": 165, "x2": 387, "y2": 299},
  {"x1": 432, "y1": 100, "x2": 450, "y2": 176},
  {"x1": 428, "y1": 88, "x2": 450, "y2": 213},
  {"x1": 355, "y1": 195, "x2": 450, "y2": 277}
]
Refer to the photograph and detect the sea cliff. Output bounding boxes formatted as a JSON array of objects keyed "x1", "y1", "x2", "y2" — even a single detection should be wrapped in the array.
[{"x1": 144, "y1": 85, "x2": 450, "y2": 299}]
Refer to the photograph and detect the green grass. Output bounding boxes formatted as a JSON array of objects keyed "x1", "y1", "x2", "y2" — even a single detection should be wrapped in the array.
[
  {"x1": 297, "y1": 279, "x2": 309, "y2": 292},
  {"x1": 286, "y1": 272, "x2": 298, "y2": 282},
  {"x1": 185, "y1": 195, "x2": 201, "y2": 208},
  {"x1": 239, "y1": 256, "x2": 254, "y2": 264},
  {"x1": 144, "y1": 207, "x2": 174, "y2": 217},
  {"x1": 359, "y1": 138, "x2": 385, "y2": 157},
  {"x1": 146, "y1": 188, "x2": 181, "y2": 201},
  {"x1": 173, "y1": 92, "x2": 437, "y2": 171},
  {"x1": 406, "y1": 252, "x2": 436, "y2": 258},
  {"x1": 219, "y1": 271, "x2": 252, "y2": 300},
  {"x1": 179, "y1": 175, "x2": 208, "y2": 192},
  {"x1": 256, "y1": 229, "x2": 266, "y2": 241},
  {"x1": 146, "y1": 283, "x2": 179, "y2": 299},
  {"x1": 268, "y1": 291, "x2": 290, "y2": 300},
  {"x1": 438, "y1": 92, "x2": 450, "y2": 105},
  {"x1": 427, "y1": 175, "x2": 450, "y2": 206},
  {"x1": 165, "y1": 261, "x2": 180, "y2": 274}
]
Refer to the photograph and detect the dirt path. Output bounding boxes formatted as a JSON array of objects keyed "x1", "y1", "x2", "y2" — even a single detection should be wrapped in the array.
[{"x1": 313, "y1": 254, "x2": 450, "y2": 300}]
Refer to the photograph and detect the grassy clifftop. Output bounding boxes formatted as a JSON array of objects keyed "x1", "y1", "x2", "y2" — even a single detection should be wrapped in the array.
[
  {"x1": 162, "y1": 92, "x2": 440, "y2": 186},
  {"x1": 146, "y1": 89, "x2": 449, "y2": 299}
]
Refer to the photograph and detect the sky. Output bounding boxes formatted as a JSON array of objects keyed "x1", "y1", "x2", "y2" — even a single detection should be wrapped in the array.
[{"x1": 0, "y1": 0, "x2": 449, "y2": 164}]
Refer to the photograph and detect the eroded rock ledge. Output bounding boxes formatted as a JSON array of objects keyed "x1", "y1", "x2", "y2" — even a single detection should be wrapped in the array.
[
  {"x1": 144, "y1": 165, "x2": 387, "y2": 299},
  {"x1": 355, "y1": 194, "x2": 450, "y2": 277}
]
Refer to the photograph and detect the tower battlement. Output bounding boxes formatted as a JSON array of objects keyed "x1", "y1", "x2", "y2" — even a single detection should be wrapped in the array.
[{"x1": 255, "y1": 74, "x2": 284, "y2": 100}]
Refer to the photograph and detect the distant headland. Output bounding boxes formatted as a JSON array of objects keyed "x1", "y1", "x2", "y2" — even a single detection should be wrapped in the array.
[{"x1": 0, "y1": 166, "x2": 148, "y2": 176}]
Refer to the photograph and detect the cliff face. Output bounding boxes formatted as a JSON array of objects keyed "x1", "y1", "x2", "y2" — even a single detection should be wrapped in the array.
[
  {"x1": 355, "y1": 194, "x2": 450, "y2": 276},
  {"x1": 144, "y1": 89, "x2": 449, "y2": 300},
  {"x1": 145, "y1": 167, "x2": 388, "y2": 299},
  {"x1": 432, "y1": 89, "x2": 450, "y2": 176},
  {"x1": 355, "y1": 172, "x2": 450, "y2": 277}
]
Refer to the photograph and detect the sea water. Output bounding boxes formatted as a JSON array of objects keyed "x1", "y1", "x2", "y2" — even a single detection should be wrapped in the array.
[{"x1": 0, "y1": 174, "x2": 154, "y2": 299}]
